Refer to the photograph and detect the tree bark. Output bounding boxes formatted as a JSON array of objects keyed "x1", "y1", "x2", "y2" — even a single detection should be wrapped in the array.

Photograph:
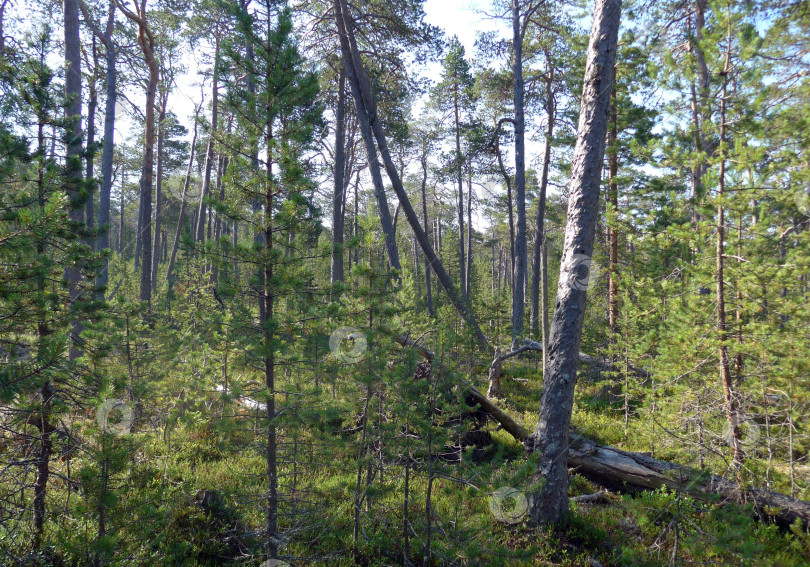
[
  {"x1": 530, "y1": 72, "x2": 554, "y2": 373},
  {"x1": 607, "y1": 87, "x2": 619, "y2": 338},
  {"x1": 523, "y1": 0, "x2": 622, "y2": 525},
  {"x1": 85, "y1": 37, "x2": 98, "y2": 249},
  {"x1": 454, "y1": 87, "x2": 466, "y2": 299},
  {"x1": 420, "y1": 149, "x2": 434, "y2": 316},
  {"x1": 466, "y1": 166, "x2": 473, "y2": 301},
  {"x1": 511, "y1": 0, "x2": 527, "y2": 350},
  {"x1": 96, "y1": 0, "x2": 116, "y2": 295},
  {"x1": 64, "y1": 0, "x2": 84, "y2": 360},
  {"x1": 195, "y1": 34, "x2": 219, "y2": 243},
  {"x1": 151, "y1": 98, "x2": 167, "y2": 290},
  {"x1": 331, "y1": 65, "x2": 347, "y2": 284},
  {"x1": 716, "y1": 45, "x2": 744, "y2": 470},
  {"x1": 115, "y1": 0, "x2": 158, "y2": 305}
]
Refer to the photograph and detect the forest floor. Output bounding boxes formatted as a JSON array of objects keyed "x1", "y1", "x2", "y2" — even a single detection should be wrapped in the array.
[{"x1": 79, "y1": 350, "x2": 807, "y2": 567}]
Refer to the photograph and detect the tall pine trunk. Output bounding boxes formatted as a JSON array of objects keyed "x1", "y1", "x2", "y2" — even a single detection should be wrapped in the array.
[
  {"x1": 97, "y1": 0, "x2": 116, "y2": 294},
  {"x1": 716, "y1": 44, "x2": 744, "y2": 471},
  {"x1": 331, "y1": 65, "x2": 347, "y2": 284},
  {"x1": 151, "y1": 99, "x2": 167, "y2": 290},
  {"x1": 64, "y1": 0, "x2": 83, "y2": 359},
  {"x1": 524, "y1": 0, "x2": 621, "y2": 525},
  {"x1": 511, "y1": 0, "x2": 527, "y2": 349},
  {"x1": 530, "y1": 72, "x2": 554, "y2": 369},
  {"x1": 195, "y1": 35, "x2": 219, "y2": 243}
]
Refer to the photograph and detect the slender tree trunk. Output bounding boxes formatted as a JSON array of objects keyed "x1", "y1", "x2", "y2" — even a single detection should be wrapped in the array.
[
  {"x1": 166, "y1": 104, "x2": 200, "y2": 284},
  {"x1": 97, "y1": 0, "x2": 116, "y2": 294},
  {"x1": 495, "y1": 135, "x2": 516, "y2": 285},
  {"x1": 331, "y1": 65, "x2": 347, "y2": 284},
  {"x1": 530, "y1": 76, "x2": 554, "y2": 346},
  {"x1": 32, "y1": 121, "x2": 52, "y2": 552},
  {"x1": 334, "y1": 12, "x2": 400, "y2": 273},
  {"x1": 264, "y1": 135, "x2": 279, "y2": 560},
  {"x1": 139, "y1": 45, "x2": 157, "y2": 304},
  {"x1": 454, "y1": 91, "x2": 466, "y2": 299},
  {"x1": 524, "y1": 0, "x2": 622, "y2": 525},
  {"x1": 421, "y1": 152, "x2": 434, "y2": 316},
  {"x1": 716, "y1": 45, "x2": 744, "y2": 471},
  {"x1": 64, "y1": 0, "x2": 84, "y2": 359},
  {"x1": 85, "y1": 37, "x2": 98, "y2": 250},
  {"x1": 115, "y1": 0, "x2": 158, "y2": 304},
  {"x1": 119, "y1": 170, "x2": 125, "y2": 254},
  {"x1": 511, "y1": 0, "x2": 527, "y2": 349},
  {"x1": 196, "y1": 34, "x2": 219, "y2": 242},
  {"x1": 466, "y1": 167, "x2": 473, "y2": 301},
  {"x1": 607, "y1": 88, "x2": 619, "y2": 339},
  {"x1": 151, "y1": 99, "x2": 166, "y2": 290}
]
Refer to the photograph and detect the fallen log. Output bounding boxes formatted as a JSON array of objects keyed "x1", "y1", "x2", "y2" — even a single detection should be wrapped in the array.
[
  {"x1": 567, "y1": 435, "x2": 810, "y2": 529},
  {"x1": 395, "y1": 335, "x2": 530, "y2": 442},
  {"x1": 396, "y1": 334, "x2": 810, "y2": 530}
]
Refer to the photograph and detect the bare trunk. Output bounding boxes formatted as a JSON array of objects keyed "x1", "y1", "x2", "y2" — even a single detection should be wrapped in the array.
[
  {"x1": 716, "y1": 46, "x2": 744, "y2": 470},
  {"x1": 64, "y1": 0, "x2": 84, "y2": 359},
  {"x1": 264, "y1": 138, "x2": 278, "y2": 559},
  {"x1": 85, "y1": 37, "x2": 98, "y2": 249},
  {"x1": 454, "y1": 93, "x2": 466, "y2": 299},
  {"x1": 421, "y1": 153, "x2": 434, "y2": 316},
  {"x1": 97, "y1": 0, "x2": 116, "y2": 294},
  {"x1": 466, "y1": 168, "x2": 473, "y2": 301},
  {"x1": 607, "y1": 88, "x2": 619, "y2": 338},
  {"x1": 523, "y1": 0, "x2": 622, "y2": 525},
  {"x1": 511, "y1": 0, "x2": 527, "y2": 350},
  {"x1": 331, "y1": 65, "x2": 347, "y2": 284},
  {"x1": 530, "y1": 76, "x2": 554, "y2": 348},
  {"x1": 195, "y1": 35, "x2": 219, "y2": 242},
  {"x1": 151, "y1": 100, "x2": 166, "y2": 290},
  {"x1": 139, "y1": 48, "x2": 157, "y2": 304}
]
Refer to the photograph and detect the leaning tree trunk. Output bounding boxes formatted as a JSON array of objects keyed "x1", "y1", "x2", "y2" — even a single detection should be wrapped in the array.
[
  {"x1": 523, "y1": 0, "x2": 622, "y2": 526},
  {"x1": 334, "y1": 0, "x2": 487, "y2": 350},
  {"x1": 333, "y1": 16, "x2": 400, "y2": 274}
]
